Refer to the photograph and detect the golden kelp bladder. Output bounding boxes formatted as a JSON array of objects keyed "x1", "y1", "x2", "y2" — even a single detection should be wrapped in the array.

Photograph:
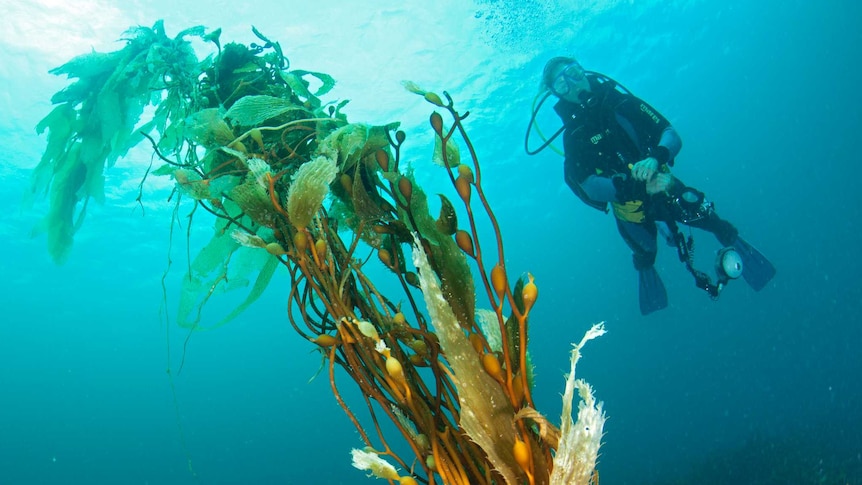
[{"x1": 32, "y1": 21, "x2": 606, "y2": 484}]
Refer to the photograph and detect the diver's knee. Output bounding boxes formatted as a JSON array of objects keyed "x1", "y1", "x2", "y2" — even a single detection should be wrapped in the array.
[{"x1": 632, "y1": 251, "x2": 657, "y2": 271}]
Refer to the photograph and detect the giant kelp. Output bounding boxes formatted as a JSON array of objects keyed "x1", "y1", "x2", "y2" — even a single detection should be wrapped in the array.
[{"x1": 32, "y1": 21, "x2": 606, "y2": 484}]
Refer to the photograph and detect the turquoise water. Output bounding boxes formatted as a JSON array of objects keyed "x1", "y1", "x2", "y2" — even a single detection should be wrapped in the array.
[{"x1": 1, "y1": 1, "x2": 860, "y2": 484}]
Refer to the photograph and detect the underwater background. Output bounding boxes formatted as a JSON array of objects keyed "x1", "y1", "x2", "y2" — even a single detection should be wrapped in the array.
[{"x1": 1, "y1": 1, "x2": 860, "y2": 484}]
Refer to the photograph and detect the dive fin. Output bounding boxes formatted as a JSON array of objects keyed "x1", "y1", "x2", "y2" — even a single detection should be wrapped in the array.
[
  {"x1": 731, "y1": 237, "x2": 776, "y2": 291},
  {"x1": 638, "y1": 267, "x2": 668, "y2": 315}
]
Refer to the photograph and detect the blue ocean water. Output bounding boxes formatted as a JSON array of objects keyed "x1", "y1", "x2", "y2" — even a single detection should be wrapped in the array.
[{"x1": 1, "y1": 1, "x2": 860, "y2": 484}]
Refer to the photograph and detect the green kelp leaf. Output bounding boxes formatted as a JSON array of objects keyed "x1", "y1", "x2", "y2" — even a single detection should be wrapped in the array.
[
  {"x1": 151, "y1": 116, "x2": 182, "y2": 153},
  {"x1": 499, "y1": 275, "x2": 536, "y2": 391},
  {"x1": 290, "y1": 70, "x2": 336, "y2": 97},
  {"x1": 206, "y1": 174, "x2": 242, "y2": 199},
  {"x1": 125, "y1": 20, "x2": 165, "y2": 41},
  {"x1": 435, "y1": 194, "x2": 457, "y2": 236},
  {"x1": 318, "y1": 123, "x2": 392, "y2": 171},
  {"x1": 477, "y1": 305, "x2": 539, "y2": 396},
  {"x1": 224, "y1": 95, "x2": 306, "y2": 127},
  {"x1": 504, "y1": 277, "x2": 525, "y2": 372},
  {"x1": 401, "y1": 172, "x2": 475, "y2": 329},
  {"x1": 173, "y1": 169, "x2": 211, "y2": 200},
  {"x1": 212, "y1": 255, "x2": 279, "y2": 327},
  {"x1": 432, "y1": 123, "x2": 461, "y2": 167},
  {"x1": 185, "y1": 108, "x2": 235, "y2": 148},
  {"x1": 231, "y1": 62, "x2": 260, "y2": 74},
  {"x1": 43, "y1": 142, "x2": 86, "y2": 264},
  {"x1": 203, "y1": 28, "x2": 222, "y2": 49},
  {"x1": 318, "y1": 99, "x2": 351, "y2": 123},
  {"x1": 49, "y1": 79, "x2": 95, "y2": 105},
  {"x1": 279, "y1": 70, "x2": 335, "y2": 109},
  {"x1": 251, "y1": 26, "x2": 286, "y2": 68},
  {"x1": 28, "y1": 104, "x2": 76, "y2": 205},
  {"x1": 48, "y1": 50, "x2": 124, "y2": 84},
  {"x1": 327, "y1": 124, "x2": 369, "y2": 165},
  {"x1": 251, "y1": 25, "x2": 274, "y2": 44},
  {"x1": 152, "y1": 164, "x2": 176, "y2": 176},
  {"x1": 476, "y1": 309, "x2": 502, "y2": 352},
  {"x1": 279, "y1": 71, "x2": 311, "y2": 101},
  {"x1": 93, "y1": 88, "x2": 127, "y2": 168},
  {"x1": 287, "y1": 151, "x2": 338, "y2": 229},
  {"x1": 174, "y1": 25, "x2": 206, "y2": 40},
  {"x1": 34, "y1": 20, "x2": 204, "y2": 263},
  {"x1": 355, "y1": 175, "x2": 385, "y2": 220},
  {"x1": 177, "y1": 225, "x2": 279, "y2": 330},
  {"x1": 230, "y1": 175, "x2": 278, "y2": 227}
]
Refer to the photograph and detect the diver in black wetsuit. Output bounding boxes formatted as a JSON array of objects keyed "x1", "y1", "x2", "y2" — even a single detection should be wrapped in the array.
[{"x1": 531, "y1": 57, "x2": 775, "y2": 314}]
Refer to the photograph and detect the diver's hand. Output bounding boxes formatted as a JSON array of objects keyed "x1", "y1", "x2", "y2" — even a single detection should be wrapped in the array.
[
  {"x1": 631, "y1": 157, "x2": 659, "y2": 181},
  {"x1": 646, "y1": 173, "x2": 672, "y2": 195}
]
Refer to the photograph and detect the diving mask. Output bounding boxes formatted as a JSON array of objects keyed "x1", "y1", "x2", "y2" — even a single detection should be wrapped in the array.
[{"x1": 551, "y1": 61, "x2": 588, "y2": 98}]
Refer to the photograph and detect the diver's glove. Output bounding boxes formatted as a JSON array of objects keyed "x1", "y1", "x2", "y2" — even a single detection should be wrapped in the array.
[
  {"x1": 631, "y1": 157, "x2": 659, "y2": 181},
  {"x1": 646, "y1": 172, "x2": 673, "y2": 195}
]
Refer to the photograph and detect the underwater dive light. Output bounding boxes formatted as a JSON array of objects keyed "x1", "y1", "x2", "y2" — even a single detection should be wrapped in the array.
[{"x1": 716, "y1": 246, "x2": 744, "y2": 281}]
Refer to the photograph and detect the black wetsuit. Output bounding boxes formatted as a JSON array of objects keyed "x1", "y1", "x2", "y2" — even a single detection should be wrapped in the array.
[{"x1": 555, "y1": 72, "x2": 738, "y2": 271}]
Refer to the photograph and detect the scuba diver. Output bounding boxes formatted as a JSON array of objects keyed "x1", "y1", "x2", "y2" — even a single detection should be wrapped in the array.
[{"x1": 526, "y1": 57, "x2": 776, "y2": 315}]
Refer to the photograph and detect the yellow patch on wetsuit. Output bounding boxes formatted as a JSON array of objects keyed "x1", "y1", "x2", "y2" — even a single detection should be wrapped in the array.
[{"x1": 612, "y1": 200, "x2": 645, "y2": 223}]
